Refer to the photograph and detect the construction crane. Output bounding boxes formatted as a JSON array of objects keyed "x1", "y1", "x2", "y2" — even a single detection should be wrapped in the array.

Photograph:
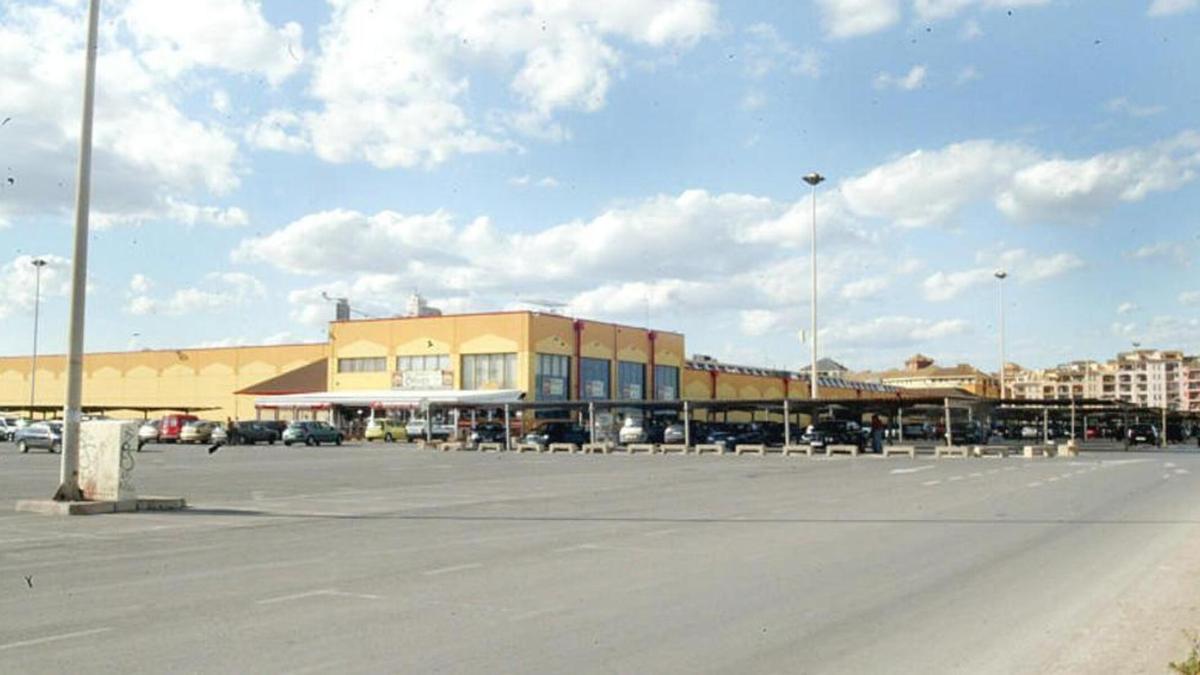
[{"x1": 320, "y1": 291, "x2": 375, "y2": 320}]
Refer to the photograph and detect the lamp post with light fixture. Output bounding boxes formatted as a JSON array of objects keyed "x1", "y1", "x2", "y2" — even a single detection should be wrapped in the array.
[
  {"x1": 803, "y1": 172, "x2": 825, "y2": 400},
  {"x1": 29, "y1": 258, "x2": 47, "y2": 417},
  {"x1": 995, "y1": 270, "x2": 1008, "y2": 400}
]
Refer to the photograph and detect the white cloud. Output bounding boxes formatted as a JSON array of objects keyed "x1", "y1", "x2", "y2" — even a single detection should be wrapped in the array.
[
  {"x1": 956, "y1": 66, "x2": 980, "y2": 84},
  {"x1": 842, "y1": 140, "x2": 1037, "y2": 227},
  {"x1": 0, "y1": 2, "x2": 256, "y2": 229},
  {"x1": 823, "y1": 316, "x2": 970, "y2": 348},
  {"x1": 211, "y1": 89, "x2": 231, "y2": 115},
  {"x1": 742, "y1": 23, "x2": 821, "y2": 80},
  {"x1": 839, "y1": 276, "x2": 891, "y2": 300},
  {"x1": 508, "y1": 175, "x2": 560, "y2": 188},
  {"x1": 1127, "y1": 241, "x2": 1191, "y2": 264},
  {"x1": 816, "y1": 0, "x2": 901, "y2": 38},
  {"x1": 1105, "y1": 97, "x2": 1166, "y2": 118},
  {"x1": 1111, "y1": 315, "x2": 1200, "y2": 350},
  {"x1": 1180, "y1": 291, "x2": 1200, "y2": 306},
  {"x1": 1023, "y1": 252, "x2": 1083, "y2": 281},
  {"x1": 925, "y1": 249, "x2": 1083, "y2": 300},
  {"x1": 915, "y1": 0, "x2": 1052, "y2": 21},
  {"x1": 126, "y1": 272, "x2": 266, "y2": 317},
  {"x1": 290, "y1": 0, "x2": 717, "y2": 169},
  {"x1": 245, "y1": 110, "x2": 310, "y2": 153},
  {"x1": 739, "y1": 309, "x2": 784, "y2": 337},
  {"x1": 0, "y1": 255, "x2": 72, "y2": 319},
  {"x1": 129, "y1": 274, "x2": 152, "y2": 295},
  {"x1": 741, "y1": 91, "x2": 768, "y2": 111},
  {"x1": 1116, "y1": 302, "x2": 1138, "y2": 315},
  {"x1": 922, "y1": 268, "x2": 994, "y2": 301},
  {"x1": 996, "y1": 131, "x2": 1200, "y2": 223},
  {"x1": 959, "y1": 19, "x2": 984, "y2": 40},
  {"x1": 1148, "y1": 0, "x2": 1198, "y2": 16},
  {"x1": 874, "y1": 65, "x2": 927, "y2": 91}
]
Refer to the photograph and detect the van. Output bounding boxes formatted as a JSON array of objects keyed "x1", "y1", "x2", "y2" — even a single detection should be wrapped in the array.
[{"x1": 159, "y1": 413, "x2": 199, "y2": 442}]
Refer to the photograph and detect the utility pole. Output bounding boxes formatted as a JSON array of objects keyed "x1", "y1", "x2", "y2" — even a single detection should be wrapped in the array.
[{"x1": 54, "y1": 0, "x2": 100, "y2": 502}]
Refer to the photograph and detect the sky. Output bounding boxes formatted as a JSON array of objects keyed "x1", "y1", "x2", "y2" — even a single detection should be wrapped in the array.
[{"x1": 0, "y1": 0, "x2": 1197, "y2": 373}]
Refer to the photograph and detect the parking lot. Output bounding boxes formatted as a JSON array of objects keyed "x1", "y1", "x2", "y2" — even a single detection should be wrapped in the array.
[{"x1": 3, "y1": 440, "x2": 1200, "y2": 673}]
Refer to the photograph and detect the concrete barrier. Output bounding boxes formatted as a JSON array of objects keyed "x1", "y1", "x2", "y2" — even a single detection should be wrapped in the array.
[
  {"x1": 972, "y1": 445, "x2": 1008, "y2": 458},
  {"x1": 826, "y1": 444, "x2": 859, "y2": 457},
  {"x1": 1023, "y1": 444, "x2": 1056, "y2": 458},
  {"x1": 627, "y1": 443, "x2": 657, "y2": 454},
  {"x1": 547, "y1": 443, "x2": 577, "y2": 454},
  {"x1": 440, "y1": 441, "x2": 465, "y2": 452},
  {"x1": 1057, "y1": 440, "x2": 1080, "y2": 457},
  {"x1": 660, "y1": 443, "x2": 689, "y2": 454},
  {"x1": 694, "y1": 443, "x2": 723, "y2": 455},
  {"x1": 477, "y1": 442, "x2": 503, "y2": 452},
  {"x1": 581, "y1": 442, "x2": 612, "y2": 454},
  {"x1": 735, "y1": 444, "x2": 766, "y2": 456},
  {"x1": 514, "y1": 442, "x2": 542, "y2": 453},
  {"x1": 936, "y1": 445, "x2": 970, "y2": 458},
  {"x1": 882, "y1": 444, "x2": 917, "y2": 458},
  {"x1": 783, "y1": 444, "x2": 814, "y2": 457}
]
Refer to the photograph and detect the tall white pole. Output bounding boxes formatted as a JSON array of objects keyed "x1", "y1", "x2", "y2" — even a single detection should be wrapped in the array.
[
  {"x1": 29, "y1": 259, "x2": 47, "y2": 416},
  {"x1": 995, "y1": 270, "x2": 1008, "y2": 401},
  {"x1": 803, "y1": 173, "x2": 824, "y2": 400},
  {"x1": 55, "y1": 0, "x2": 100, "y2": 502}
]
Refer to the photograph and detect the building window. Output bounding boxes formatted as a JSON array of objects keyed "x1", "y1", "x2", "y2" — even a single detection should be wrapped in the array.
[
  {"x1": 618, "y1": 361, "x2": 645, "y2": 400},
  {"x1": 337, "y1": 357, "x2": 386, "y2": 373},
  {"x1": 654, "y1": 365, "x2": 679, "y2": 400},
  {"x1": 461, "y1": 353, "x2": 517, "y2": 390},
  {"x1": 580, "y1": 357, "x2": 610, "y2": 400},
  {"x1": 536, "y1": 354, "x2": 570, "y2": 401},
  {"x1": 395, "y1": 354, "x2": 452, "y2": 389}
]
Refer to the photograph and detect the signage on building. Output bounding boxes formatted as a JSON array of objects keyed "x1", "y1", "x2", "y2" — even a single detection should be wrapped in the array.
[
  {"x1": 542, "y1": 377, "x2": 566, "y2": 397},
  {"x1": 586, "y1": 380, "x2": 606, "y2": 398},
  {"x1": 393, "y1": 370, "x2": 453, "y2": 390}
]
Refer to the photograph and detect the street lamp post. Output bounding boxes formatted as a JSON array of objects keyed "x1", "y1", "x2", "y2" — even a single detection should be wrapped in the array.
[
  {"x1": 995, "y1": 270, "x2": 1007, "y2": 400},
  {"x1": 803, "y1": 172, "x2": 825, "y2": 400},
  {"x1": 29, "y1": 258, "x2": 48, "y2": 417},
  {"x1": 54, "y1": 0, "x2": 100, "y2": 503}
]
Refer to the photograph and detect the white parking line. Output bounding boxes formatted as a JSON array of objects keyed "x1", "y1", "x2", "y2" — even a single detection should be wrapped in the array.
[
  {"x1": 922, "y1": 480, "x2": 941, "y2": 486},
  {"x1": 1175, "y1": 468, "x2": 1190, "y2": 475},
  {"x1": 890, "y1": 466, "x2": 935, "y2": 475},
  {"x1": 0, "y1": 627, "x2": 112, "y2": 652},
  {"x1": 554, "y1": 543, "x2": 602, "y2": 553},
  {"x1": 422, "y1": 562, "x2": 483, "y2": 576},
  {"x1": 1028, "y1": 482, "x2": 1043, "y2": 488},
  {"x1": 257, "y1": 589, "x2": 381, "y2": 605}
]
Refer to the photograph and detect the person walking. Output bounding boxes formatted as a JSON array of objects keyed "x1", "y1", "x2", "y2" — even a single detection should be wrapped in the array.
[{"x1": 871, "y1": 414, "x2": 884, "y2": 454}]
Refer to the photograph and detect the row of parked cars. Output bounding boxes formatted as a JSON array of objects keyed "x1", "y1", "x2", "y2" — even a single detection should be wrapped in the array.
[{"x1": 137, "y1": 416, "x2": 346, "y2": 448}]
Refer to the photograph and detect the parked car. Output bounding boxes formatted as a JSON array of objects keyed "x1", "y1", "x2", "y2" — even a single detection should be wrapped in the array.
[
  {"x1": 705, "y1": 423, "x2": 765, "y2": 450},
  {"x1": 0, "y1": 417, "x2": 23, "y2": 442},
  {"x1": 365, "y1": 418, "x2": 407, "y2": 442},
  {"x1": 1020, "y1": 425, "x2": 1041, "y2": 439},
  {"x1": 229, "y1": 421, "x2": 280, "y2": 445},
  {"x1": 210, "y1": 424, "x2": 228, "y2": 445},
  {"x1": 1127, "y1": 424, "x2": 1158, "y2": 446},
  {"x1": 522, "y1": 422, "x2": 588, "y2": 447},
  {"x1": 946, "y1": 421, "x2": 986, "y2": 446},
  {"x1": 159, "y1": 413, "x2": 199, "y2": 442},
  {"x1": 468, "y1": 421, "x2": 508, "y2": 444},
  {"x1": 405, "y1": 418, "x2": 455, "y2": 440},
  {"x1": 663, "y1": 421, "x2": 708, "y2": 445},
  {"x1": 283, "y1": 421, "x2": 344, "y2": 446},
  {"x1": 805, "y1": 420, "x2": 865, "y2": 451},
  {"x1": 899, "y1": 422, "x2": 932, "y2": 440},
  {"x1": 14, "y1": 421, "x2": 62, "y2": 453},
  {"x1": 137, "y1": 419, "x2": 161, "y2": 444},
  {"x1": 618, "y1": 417, "x2": 654, "y2": 444},
  {"x1": 179, "y1": 420, "x2": 217, "y2": 444}
]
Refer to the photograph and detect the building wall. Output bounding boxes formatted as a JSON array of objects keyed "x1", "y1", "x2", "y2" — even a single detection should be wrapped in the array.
[{"x1": 0, "y1": 343, "x2": 327, "y2": 420}]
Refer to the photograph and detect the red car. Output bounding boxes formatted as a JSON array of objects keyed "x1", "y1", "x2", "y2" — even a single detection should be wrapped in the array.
[{"x1": 159, "y1": 413, "x2": 198, "y2": 442}]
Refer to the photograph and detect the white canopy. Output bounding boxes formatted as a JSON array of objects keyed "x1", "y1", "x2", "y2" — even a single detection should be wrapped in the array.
[{"x1": 254, "y1": 389, "x2": 525, "y2": 410}]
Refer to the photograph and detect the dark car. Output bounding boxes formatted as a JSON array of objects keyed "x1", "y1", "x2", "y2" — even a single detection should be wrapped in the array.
[
  {"x1": 523, "y1": 422, "x2": 589, "y2": 446},
  {"x1": 259, "y1": 420, "x2": 290, "y2": 437},
  {"x1": 229, "y1": 421, "x2": 280, "y2": 445},
  {"x1": 282, "y1": 421, "x2": 344, "y2": 446},
  {"x1": 805, "y1": 420, "x2": 865, "y2": 451},
  {"x1": 469, "y1": 421, "x2": 508, "y2": 443},
  {"x1": 946, "y1": 422, "x2": 986, "y2": 446},
  {"x1": 14, "y1": 421, "x2": 62, "y2": 453},
  {"x1": 1127, "y1": 424, "x2": 1158, "y2": 446},
  {"x1": 705, "y1": 423, "x2": 765, "y2": 450}
]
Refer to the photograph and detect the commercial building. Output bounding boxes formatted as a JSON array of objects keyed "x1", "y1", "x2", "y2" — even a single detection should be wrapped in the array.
[
  {"x1": 851, "y1": 354, "x2": 1001, "y2": 399},
  {"x1": 0, "y1": 309, "x2": 892, "y2": 424}
]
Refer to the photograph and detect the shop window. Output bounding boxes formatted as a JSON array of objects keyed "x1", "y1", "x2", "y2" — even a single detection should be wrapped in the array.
[
  {"x1": 654, "y1": 365, "x2": 679, "y2": 401},
  {"x1": 337, "y1": 357, "x2": 386, "y2": 373},
  {"x1": 462, "y1": 353, "x2": 517, "y2": 389},
  {"x1": 394, "y1": 353, "x2": 452, "y2": 389},
  {"x1": 618, "y1": 361, "x2": 645, "y2": 400},
  {"x1": 536, "y1": 354, "x2": 570, "y2": 401},
  {"x1": 581, "y1": 357, "x2": 611, "y2": 400}
]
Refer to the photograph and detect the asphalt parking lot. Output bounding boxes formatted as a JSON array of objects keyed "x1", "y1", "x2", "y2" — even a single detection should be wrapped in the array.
[{"x1": 3, "y1": 440, "x2": 1200, "y2": 673}]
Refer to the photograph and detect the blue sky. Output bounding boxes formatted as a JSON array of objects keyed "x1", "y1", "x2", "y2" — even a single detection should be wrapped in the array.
[{"x1": 0, "y1": 0, "x2": 1197, "y2": 373}]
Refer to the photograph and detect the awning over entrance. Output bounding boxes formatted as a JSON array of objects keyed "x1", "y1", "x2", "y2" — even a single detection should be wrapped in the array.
[{"x1": 253, "y1": 389, "x2": 526, "y2": 410}]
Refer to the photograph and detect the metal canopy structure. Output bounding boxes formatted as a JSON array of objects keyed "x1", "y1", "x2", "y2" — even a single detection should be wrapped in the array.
[{"x1": 252, "y1": 389, "x2": 526, "y2": 410}]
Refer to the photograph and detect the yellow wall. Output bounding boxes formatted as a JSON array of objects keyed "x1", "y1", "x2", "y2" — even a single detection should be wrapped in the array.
[{"x1": 0, "y1": 343, "x2": 327, "y2": 420}]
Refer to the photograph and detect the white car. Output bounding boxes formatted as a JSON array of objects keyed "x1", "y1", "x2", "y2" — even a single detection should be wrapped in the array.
[
  {"x1": 1020, "y1": 425, "x2": 1040, "y2": 439},
  {"x1": 404, "y1": 419, "x2": 455, "y2": 440},
  {"x1": 618, "y1": 417, "x2": 646, "y2": 444},
  {"x1": 137, "y1": 420, "x2": 160, "y2": 444}
]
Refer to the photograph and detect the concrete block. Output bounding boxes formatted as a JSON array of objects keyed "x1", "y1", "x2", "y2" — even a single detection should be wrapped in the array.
[
  {"x1": 735, "y1": 444, "x2": 766, "y2": 456},
  {"x1": 15, "y1": 496, "x2": 184, "y2": 516},
  {"x1": 826, "y1": 444, "x2": 860, "y2": 457},
  {"x1": 783, "y1": 445, "x2": 813, "y2": 457},
  {"x1": 627, "y1": 443, "x2": 656, "y2": 454},
  {"x1": 580, "y1": 443, "x2": 611, "y2": 454},
  {"x1": 137, "y1": 496, "x2": 187, "y2": 511},
  {"x1": 514, "y1": 443, "x2": 542, "y2": 453},
  {"x1": 1023, "y1": 445, "x2": 1055, "y2": 458},
  {"x1": 79, "y1": 420, "x2": 138, "y2": 502},
  {"x1": 441, "y1": 441, "x2": 465, "y2": 452},
  {"x1": 477, "y1": 442, "x2": 503, "y2": 452},
  {"x1": 973, "y1": 445, "x2": 1009, "y2": 458},
  {"x1": 694, "y1": 444, "x2": 723, "y2": 455},
  {"x1": 548, "y1": 443, "x2": 577, "y2": 454},
  {"x1": 659, "y1": 444, "x2": 689, "y2": 454},
  {"x1": 1058, "y1": 441, "x2": 1079, "y2": 457},
  {"x1": 936, "y1": 445, "x2": 970, "y2": 458},
  {"x1": 883, "y1": 445, "x2": 917, "y2": 458}
]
